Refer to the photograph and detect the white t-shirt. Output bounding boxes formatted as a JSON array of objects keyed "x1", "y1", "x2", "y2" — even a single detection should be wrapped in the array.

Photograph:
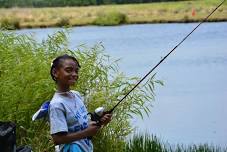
[{"x1": 49, "y1": 90, "x2": 93, "y2": 152}]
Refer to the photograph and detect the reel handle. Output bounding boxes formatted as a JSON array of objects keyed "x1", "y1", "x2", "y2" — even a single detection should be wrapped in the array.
[{"x1": 87, "y1": 107, "x2": 111, "y2": 139}]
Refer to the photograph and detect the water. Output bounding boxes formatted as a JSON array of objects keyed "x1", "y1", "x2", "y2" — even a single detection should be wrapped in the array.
[{"x1": 17, "y1": 22, "x2": 227, "y2": 146}]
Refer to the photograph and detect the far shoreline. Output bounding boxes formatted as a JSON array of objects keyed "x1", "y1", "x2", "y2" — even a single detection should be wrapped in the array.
[
  {"x1": 15, "y1": 20, "x2": 227, "y2": 31},
  {"x1": 1, "y1": 1, "x2": 227, "y2": 30}
]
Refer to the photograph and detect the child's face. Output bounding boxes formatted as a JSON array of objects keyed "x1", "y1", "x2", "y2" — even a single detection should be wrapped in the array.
[{"x1": 54, "y1": 59, "x2": 79, "y2": 87}]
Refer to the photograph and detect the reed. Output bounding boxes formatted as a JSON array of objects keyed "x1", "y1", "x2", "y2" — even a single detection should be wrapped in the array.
[{"x1": 125, "y1": 133, "x2": 227, "y2": 152}]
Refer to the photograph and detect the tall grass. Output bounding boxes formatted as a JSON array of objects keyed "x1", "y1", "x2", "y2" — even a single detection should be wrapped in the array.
[
  {"x1": 125, "y1": 134, "x2": 167, "y2": 152},
  {"x1": 125, "y1": 134, "x2": 227, "y2": 152}
]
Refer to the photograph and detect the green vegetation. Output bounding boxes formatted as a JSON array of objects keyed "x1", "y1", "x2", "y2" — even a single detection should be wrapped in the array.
[
  {"x1": 0, "y1": 30, "x2": 161, "y2": 151},
  {"x1": 125, "y1": 134, "x2": 165, "y2": 152},
  {"x1": 125, "y1": 134, "x2": 227, "y2": 152},
  {"x1": 94, "y1": 11, "x2": 127, "y2": 25},
  {"x1": 56, "y1": 17, "x2": 70, "y2": 27},
  {"x1": 0, "y1": 18, "x2": 20, "y2": 29},
  {"x1": 0, "y1": 0, "x2": 226, "y2": 29},
  {"x1": 0, "y1": 0, "x2": 189, "y2": 8}
]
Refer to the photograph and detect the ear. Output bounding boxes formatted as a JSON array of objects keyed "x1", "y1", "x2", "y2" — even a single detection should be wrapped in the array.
[{"x1": 52, "y1": 68, "x2": 59, "y2": 80}]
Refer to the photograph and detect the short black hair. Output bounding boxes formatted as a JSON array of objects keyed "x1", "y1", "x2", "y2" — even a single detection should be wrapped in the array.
[{"x1": 50, "y1": 54, "x2": 81, "y2": 82}]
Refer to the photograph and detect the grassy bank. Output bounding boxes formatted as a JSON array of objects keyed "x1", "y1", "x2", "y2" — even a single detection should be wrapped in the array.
[{"x1": 0, "y1": 0, "x2": 227, "y2": 29}]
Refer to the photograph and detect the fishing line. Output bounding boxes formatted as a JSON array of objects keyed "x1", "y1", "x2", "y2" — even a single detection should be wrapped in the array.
[{"x1": 108, "y1": 0, "x2": 226, "y2": 113}]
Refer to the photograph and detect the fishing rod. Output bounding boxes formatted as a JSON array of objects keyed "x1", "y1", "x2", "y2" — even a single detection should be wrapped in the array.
[{"x1": 88, "y1": 0, "x2": 226, "y2": 124}]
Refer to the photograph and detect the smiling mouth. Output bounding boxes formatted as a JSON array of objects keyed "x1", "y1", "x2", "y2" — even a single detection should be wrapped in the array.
[
  {"x1": 69, "y1": 79, "x2": 76, "y2": 82},
  {"x1": 69, "y1": 77, "x2": 77, "y2": 82}
]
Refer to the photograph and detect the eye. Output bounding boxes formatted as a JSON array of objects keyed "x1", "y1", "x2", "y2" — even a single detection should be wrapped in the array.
[{"x1": 65, "y1": 67, "x2": 73, "y2": 73}]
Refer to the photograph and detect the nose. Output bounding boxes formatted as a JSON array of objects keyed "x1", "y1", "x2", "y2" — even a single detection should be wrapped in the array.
[
  {"x1": 72, "y1": 71, "x2": 78, "y2": 76},
  {"x1": 72, "y1": 71, "x2": 78, "y2": 78}
]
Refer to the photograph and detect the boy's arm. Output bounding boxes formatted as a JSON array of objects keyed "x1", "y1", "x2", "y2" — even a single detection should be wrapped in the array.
[{"x1": 52, "y1": 121, "x2": 100, "y2": 145}]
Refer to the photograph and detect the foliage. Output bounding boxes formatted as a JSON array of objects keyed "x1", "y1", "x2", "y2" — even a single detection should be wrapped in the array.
[
  {"x1": 0, "y1": 30, "x2": 160, "y2": 151},
  {"x1": 0, "y1": 18, "x2": 20, "y2": 30},
  {"x1": 125, "y1": 134, "x2": 227, "y2": 152},
  {"x1": 0, "y1": 30, "x2": 68, "y2": 151},
  {"x1": 94, "y1": 11, "x2": 127, "y2": 26},
  {"x1": 56, "y1": 17, "x2": 71, "y2": 27},
  {"x1": 125, "y1": 134, "x2": 167, "y2": 152},
  {"x1": 0, "y1": 0, "x2": 191, "y2": 8}
]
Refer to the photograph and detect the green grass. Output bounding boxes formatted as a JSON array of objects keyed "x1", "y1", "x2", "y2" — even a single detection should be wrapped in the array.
[
  {"x1": 125, "y1": 134, "x2": 167, "y2": 152},
  {"x1": 125, "y1": 134, "x2": 227, "y2": 152},
  {"x1": 0, "y1": 0, "x2": 226, "y2": 29}
]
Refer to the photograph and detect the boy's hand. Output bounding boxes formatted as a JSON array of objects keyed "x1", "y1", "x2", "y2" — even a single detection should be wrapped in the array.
[
  {"x1": 85, "y1": 121, "x2": 101, "y2": 136},
  {"x1": 100, "y1": 113, "x2": 112, "y2": 126}
]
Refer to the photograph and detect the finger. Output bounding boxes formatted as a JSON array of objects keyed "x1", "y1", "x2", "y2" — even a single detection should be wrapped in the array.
[
  {"x1": 103, "y1": 115, "x2": 109, "y2": 119},
  {"x1": 100, "y1": 116, "x2": 107, "y2": 121},
  {"x1": 100, "y1": 117, "x2": 106, "y2": 122},
  {"x1": 102, "y1": 115, "x2": 112, "y2": 120},
  {"x1": 90, "y1": 121, "x2": 98, "y2": 125},
  {"x1": 104, "y1": 114, "x2": 112, "y2": 117},
  {"x1": 105, "y1": 116, "x2": 112, "y2": 121},
  {"x1": 105, "y1": 114, "x2": 112, "y2": 118}
]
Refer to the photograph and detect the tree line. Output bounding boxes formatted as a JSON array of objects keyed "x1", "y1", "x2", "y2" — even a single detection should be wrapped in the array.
[{"x1": 0, "y1": 0, "x2": 188, "y2": 8}]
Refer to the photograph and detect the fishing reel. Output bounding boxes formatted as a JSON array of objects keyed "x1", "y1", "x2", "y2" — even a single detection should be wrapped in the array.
[
  {"x1": 88, "y1": 107, "x2": 110, "y2": 126},
  {"x1": 87, "y1": 107, "x2": 106, "y2": 139}
]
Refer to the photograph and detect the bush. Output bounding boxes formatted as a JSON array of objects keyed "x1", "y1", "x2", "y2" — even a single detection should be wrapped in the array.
[
  {"x1": 56, "y1": 17, "x2": 70, "y2": 27},
  {"x1": 93, "y1": 11, "x2": 128, "y2": 26},
  {"x1": 0, "y1": 30, "x2": 160, "y2": 151},
  {"x1": 0, "y1": 18, "x2": 20, "y2": 30}
]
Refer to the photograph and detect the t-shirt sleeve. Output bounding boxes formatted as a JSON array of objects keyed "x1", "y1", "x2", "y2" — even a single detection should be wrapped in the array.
[{"x1": 49, "y1": 103, "x2": 68, "y2": 134}]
